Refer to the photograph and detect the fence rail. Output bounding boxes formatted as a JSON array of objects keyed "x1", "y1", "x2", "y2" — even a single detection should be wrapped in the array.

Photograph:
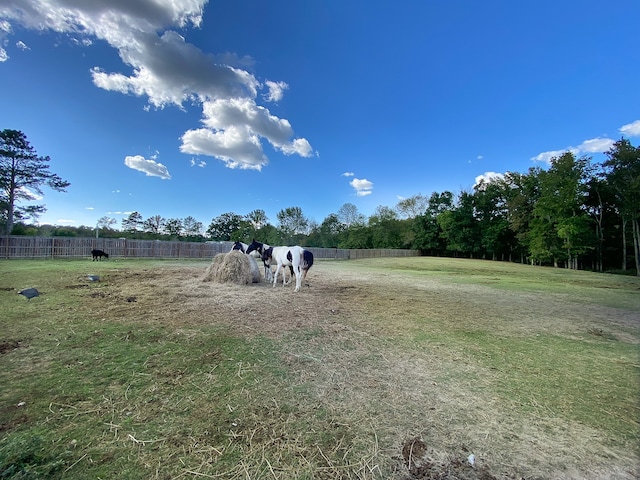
[{"x1": 0, "y1": 236, "x2": 420, "y2": 260}]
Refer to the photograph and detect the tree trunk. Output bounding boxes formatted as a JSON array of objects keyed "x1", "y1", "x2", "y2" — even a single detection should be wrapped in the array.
[
  {"x1": 621, "y1": 217, "x2": 627, "y2": 271},
  {"x1": 633, "y1": 218, "x2": 640, "y2": 276}
]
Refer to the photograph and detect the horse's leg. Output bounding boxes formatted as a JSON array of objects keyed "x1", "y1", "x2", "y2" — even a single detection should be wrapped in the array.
[
  {"x1": 272, "y1": 264, "x2": 281, "y2": 287},
  {"x1": 292, "y1": 256, "x2": 302, "y2": 292}
]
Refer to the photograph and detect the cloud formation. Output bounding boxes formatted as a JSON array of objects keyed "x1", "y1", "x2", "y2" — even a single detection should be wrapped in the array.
[
  {"x1": 474, "y1": 171, "x2": 504, "y2": 189},
  {"x1": 0, "y1": 0, "x2": 313, "y2": 170},
  {"x1": 531, "y1": 119, "x2": 640, "y2": 164},
  {"x1": 620, "y1": 120, "x2": 640, "y2": 137},
  {"x1": 124, "y1": 155, "x2": 171, "y2": 179},
  {"x1": 350, "y1": 178, "x2": 373, "y2": 197}
]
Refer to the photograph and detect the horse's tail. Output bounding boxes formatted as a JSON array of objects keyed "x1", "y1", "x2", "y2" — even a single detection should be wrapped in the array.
[{"x1": 302, "y1": 249, "x2": 314, "y2": 271}]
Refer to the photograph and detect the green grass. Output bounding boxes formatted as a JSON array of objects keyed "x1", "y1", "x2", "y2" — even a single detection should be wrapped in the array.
[
  {"x1": 0, "y1": 260, "x2": 365, "y2": 478},
  {"x1": 1, "y1": 258, "x2": 639, "y2": 479},
  {"x1": 441, "y1": 331, "x2": 638, "y2": 440}
]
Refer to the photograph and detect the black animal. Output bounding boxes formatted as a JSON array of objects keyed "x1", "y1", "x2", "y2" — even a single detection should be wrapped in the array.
[
  {"x1": 91, "y1": 249, "x2": 109, "y2": 261},
  {"x1": 18, "y1": 288, "x2": 40, "y2": 300}
]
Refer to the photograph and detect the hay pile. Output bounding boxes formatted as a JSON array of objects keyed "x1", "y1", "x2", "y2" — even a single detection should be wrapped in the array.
[{"x1": 203, "y1": 251, "x2": 261, "y2": 284}]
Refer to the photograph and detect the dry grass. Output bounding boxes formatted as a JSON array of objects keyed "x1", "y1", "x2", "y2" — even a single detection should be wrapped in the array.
[{"x1": 1, "y1": 257, "x2": 639, "y2": 479}]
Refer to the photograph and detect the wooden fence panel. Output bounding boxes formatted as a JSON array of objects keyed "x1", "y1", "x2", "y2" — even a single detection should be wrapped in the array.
[{"x1": 1, "y1": 236, "x2": 419, "y2": 260}]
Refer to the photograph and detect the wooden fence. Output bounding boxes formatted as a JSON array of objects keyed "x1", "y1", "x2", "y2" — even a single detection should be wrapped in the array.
[{"x1": 0, "y1": 236, "x2": 420, "y2": 260}]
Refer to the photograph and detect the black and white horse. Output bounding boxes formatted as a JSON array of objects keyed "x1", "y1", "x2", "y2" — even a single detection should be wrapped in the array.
[
  {"x1": 231, "y1": 241, "x2": 248, "y2": 253},
  {"x1": 261, "y1": 245, "x2": 314, "y2": 292},
  {"x1": 246, "y1": 239, "x2": 274, "y2": 282}
]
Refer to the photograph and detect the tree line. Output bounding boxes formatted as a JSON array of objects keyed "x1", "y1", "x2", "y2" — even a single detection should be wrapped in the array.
[{"x1": 3, "y1": 129, "x2": 640, "y2": 275}]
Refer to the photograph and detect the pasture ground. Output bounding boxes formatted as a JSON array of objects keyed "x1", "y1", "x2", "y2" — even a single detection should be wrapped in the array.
[{"x1": 1, "y1": 257, "x2": 639, "y2": 479}]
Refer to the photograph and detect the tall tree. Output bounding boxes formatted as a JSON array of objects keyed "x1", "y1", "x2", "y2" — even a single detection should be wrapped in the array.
[
  {"x1": 603, "y1": 139, "x2": 640, "y2": 274},
  {"x1": 182, "y1": 216, "x2": 203, "y2": 239},
  {"x1": 530, "y1": 152, "x2": 593, "y2": 268},
  {"x1": 0, "y1": 129, "x2": 70, "y2": 234},
  {"x1": 163, "y1": 218, "x2": 183, "y2": 237},
  {"x1": 369, "y1": 205, "x2": 406, "y2": 248},
  {"x1": 96, "y1": 216, "x2": 117, "y2": 238},
  {"x1": 246, "y1": 209, "x2": 268, "y2": 229},
  {"x1": 143, "y1": 215, "x2": 165, "y2": 235},
  {"x1": 473, "y1": 179, "x2": 512, "y2": 260},
  {"x1": 411, "y1": 191, "x2": 454, "y2": 254},
  {"x1": 395, "y1": 194, "x2": 428, "y2": 219},
  {"x1": 437, "y1": 191, "x2": 480, "y2": 257},
  {"x1": 501, "y1": 169, "x2": 542, "y2": 264},
  {"x1": 337, "y1": 203, "x2": 366, "y2": 227},
  {"x1": 122, "y1": 211, "x2": 143, "y2": 233},
  {"x1": 312, "y1": 213, "x2": 346, "y2": 247},
  {"x1": 206, "y1": 212, "x2": 243, "y2": 241},
  {"x1": 277, "y1": 206, "x2": 308, "y2": 244}
]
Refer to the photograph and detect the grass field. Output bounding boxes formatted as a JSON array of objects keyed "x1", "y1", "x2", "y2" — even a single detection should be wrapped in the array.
[{"x1": 1, "y1": 257, "x2": 639, "y2": 479}]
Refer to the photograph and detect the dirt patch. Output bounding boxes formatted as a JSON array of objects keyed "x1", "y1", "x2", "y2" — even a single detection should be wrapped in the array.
[
  {"x1": 76, "y1": 261, "x2": 640, "y2": 479},
  {"x1": 400, "y1": 437, "x2": 496, "y2": 480},
  {"x1": 0, "y1": 339, "x2": 25, "y2": 354}
]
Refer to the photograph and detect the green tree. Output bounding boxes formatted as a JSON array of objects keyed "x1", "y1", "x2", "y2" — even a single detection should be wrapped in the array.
[
  {"x1": 603, "y1": 139, "x2": 640, "y2": 274},
  {"x1": 395, "y1": 194, "x2": 428, "y2": 219},
  {"x1": 501, "y1": 169, "x2": 541, "y2": 264},
  {"x1": 438, "y1": 192, "x2": 480, "y2": 257},
  {"x1": 473, "y1": 180, "x2": 512, "y2": 260},
  {"x1": 96, "y1": 216, "x2": 117, "y2": 238},
  {"x1": 122, "y1": 211, "x2": 143, "y2": 233},
  {"x1": 337, "y1": 203, "x2": 366, "y2": 227},
  {"x1": 143, "y1": 215, "x2": 165, "y2": 235},
  {"x1": 207, "y1": 212, "x2": 243, "y2": 241},
  {"x1": 0, "y1": 129, "x2": 70, "y2": 234},
  {"x1": 246, "y1": 209, "x2": 268, "y2": 229},
  {"x1": 369, "y1": 205, "x2": 407, "y2": 248},
  {"x1": 164, "y1": 218, "x2": 183, "y2": 238},
  {"x1": 276, "y1": 206, "x2": 308, "y2": 244},
  {"x1": 411, "y1": 191, "x2": 453, "y2": 254},
  {"x1": 308, "y1": 213, "x2": 345, "y2": 247},
  {"x1": 530, "y1": 152, "x2": 593, "y2": 268},
  {"x1": 182, "y1": 216, "x2": 204, "y2": 240}
]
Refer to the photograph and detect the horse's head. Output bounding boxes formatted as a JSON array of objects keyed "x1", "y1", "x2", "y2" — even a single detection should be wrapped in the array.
[
  {"x1": 261, "y1": 246, "x2": 273, "y2": 263},
  {"x1": 231, "y1": 241, "x2": 245, "y2": 253},
  {"x1": 246, "y1": 239, "x2": 263, "y2": 256}
]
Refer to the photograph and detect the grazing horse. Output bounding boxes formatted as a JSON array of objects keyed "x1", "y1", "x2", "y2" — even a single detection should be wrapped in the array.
[
  {"x1": 262, "y1": 246, "x2": 314, "y2": 292},
  {"x1": 246, "y1": 239, "x2": 275, "y2": 282},
  {"x1": 231, "y1": 241, "x2": 248, "y2": 253}
]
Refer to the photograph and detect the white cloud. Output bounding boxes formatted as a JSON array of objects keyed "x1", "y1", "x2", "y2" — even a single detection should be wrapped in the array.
[
  {"x1": 350, "y1": 178, "x2": 373, "y2": 197},
  {"x1": 0, "y1": 19, "x2": 10, "y2": 62},
  {"x1": 85, "y1": 206, "x2": 94, "y2": 210},
  {"x1": 531, "y1": 120, "x2": 640, "y2": 164},
  {"x1": 342, "y1": 172, "x2": 354, "y2": 177},
  {"x1": 181, "y1": 126, "x2": 268, "y2": 170},
  {"x1": 181, "y1": 97, "x2": 313, "y2": 168},
  {"x1": 19, "y1": 186, "x2": 42, "y2": 201},
  {"x1": 0, "y1": 0, "x2": 313, "y2": 170},
  {"x1": 263, "y1": 80, "x2": 288, "y2": 102},
  {"x1": 190, "y1": 158, "x2": 206, "y2": 168},
  {"x1": 124, "y1": 154, "x2": 171, "y2": 179},
  {"x1": 531, "y1": 147, "x2": 579, "y2": 164},
  {"x1": 16, "y1": 40, "x2": 28, "y2": 50},
  {"x1": 474, "y1": 172, "x2": 504, "y2": 189},
  {"x1": 577, "y1": 137, "x2": 615, "y2": 153},
  {"x1": 620, "y1": 120, "x2": 640, "y2": 137},
  {"x1": 56, "y1": 219, "x2": 76, "y2": 224}
]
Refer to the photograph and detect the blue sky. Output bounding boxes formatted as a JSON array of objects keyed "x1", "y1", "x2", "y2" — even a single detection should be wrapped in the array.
[{"x1": 1, "y1": 1, "x2": 639, "y2": 232}]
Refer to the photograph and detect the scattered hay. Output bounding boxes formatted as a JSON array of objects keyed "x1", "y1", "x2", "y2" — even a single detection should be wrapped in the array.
[{"x1": 203, "y1": 251, "x2": 258, "y2": 285}]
